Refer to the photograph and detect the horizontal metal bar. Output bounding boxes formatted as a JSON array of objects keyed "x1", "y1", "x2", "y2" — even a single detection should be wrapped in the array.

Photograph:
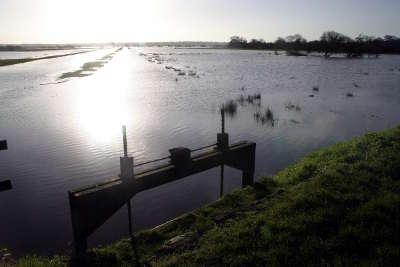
[
  {"x1": 190, "y1": 143, "x2": 217, "y2": 152},
  {"x1": 134, "y1": 155, "x2": 170, "y2": 167},
  {"x1": 132, "y1": 143, "x2": 217, "y2": 167},
  {"x1": 70, "y1": 141, "x2": 249, "y2": 197}
]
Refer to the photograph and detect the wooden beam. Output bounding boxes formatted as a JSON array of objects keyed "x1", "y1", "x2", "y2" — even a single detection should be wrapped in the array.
[{"x1": 69, "y1": 141, "x2": 255, "y2": 257}]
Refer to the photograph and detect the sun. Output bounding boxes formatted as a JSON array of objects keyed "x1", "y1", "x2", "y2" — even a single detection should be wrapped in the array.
[{"x1": 43, "y1": 0, "x2": 163, "y2": 42}]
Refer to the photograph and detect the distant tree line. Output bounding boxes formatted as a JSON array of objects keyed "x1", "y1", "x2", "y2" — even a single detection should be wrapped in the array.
[{"x1": 228, "y1": 31, "x2": 400, "y2": 56}]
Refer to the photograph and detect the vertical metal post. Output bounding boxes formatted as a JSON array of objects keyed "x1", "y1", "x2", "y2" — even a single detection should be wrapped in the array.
[
  {"x1": 127, "y1": 200, "x2": 133, "y2": 237},
  {"x1": 219, "y1": 164, "x2": 224, "y2": 197},
  {"x1": 69, "y1": 191, "x2": 88, "y2": 262},
  {"x1": 121, "y1": 127, "x2": 139, "y2": 263},
  {"x1": 219, "y1": 109, "x2": 225, "y2": 197},
  {"x1": 220, "y1": 109, "x2": 225, "y2": 138},
  {"x1": 241, "y1": 144, "x2": 256, "y2": 187},
  {"x1": 0, "y1": 140, "x2": 8, "y2": 151},
  {"x1": 122, "y1": 126, "x2": 128, "y2": 157},
  {"x1": 0, "y1": 140, "x2": 12, "y2": 194},
  {"x1": 121, "y1": 125, "x2": 133, "y2": 237}
]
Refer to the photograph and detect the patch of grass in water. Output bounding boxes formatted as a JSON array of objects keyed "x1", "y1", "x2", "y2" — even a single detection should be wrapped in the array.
[
  {"x1": 237, "y1": 94, "x2": 261, "y2": 107},
  {"x1": 254, "y1": 107, "x2": 276, "y2": 126},
  {"x1": 81, "y1": 61, "x2": 106, "y2": 71},
  {"x1": 221, "y1": 100, "x2": 238, "y2": 117},
  {"x1": 59, "y1": 70, "x2": 90, "y2": 79},
  {"x1": 285, "y1": 101, "x2": 301, "y2": 111},
  {"x1": 58, "y1": 49, "x2": 119, "y2": 79},
  {"x1": 265, "y1": 107, "x2": 274, "y2": 121}
]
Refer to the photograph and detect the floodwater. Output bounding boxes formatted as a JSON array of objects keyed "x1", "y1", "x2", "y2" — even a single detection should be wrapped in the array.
[{"x1": 0, "y1": 48, "x2": 399, "y2": 255}]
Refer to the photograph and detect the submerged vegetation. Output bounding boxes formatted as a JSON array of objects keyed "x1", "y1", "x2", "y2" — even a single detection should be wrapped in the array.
[
  {"x1": 139, "y1": 52, "x2": 199, "y2": 79},
  {"x1": 284, "y1": 102, "x2": 301, "y2": 111},
  {"x1": 254, "y1": 108, "x2": 276, "y2": 126},
  {"x1": 58, "y1": 49, "x2": 120, "y2": 79},
  {"x1": 221, "y1": 100, "x2": 238, "y2": 117},
  {"x1": 237, "y1": 93, "x2": 261, "y2": 106},
  {"x1": 3, "y1": 126, "x2": 400, "y2": 266},
  {"x1": 222, "y1": 93, "x2": 262, "y2": 117},
  {"x1": 222, "y1": 93, "x2": 278, "y2": 127}
]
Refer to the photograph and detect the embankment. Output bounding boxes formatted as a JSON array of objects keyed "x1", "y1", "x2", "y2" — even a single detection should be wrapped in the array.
[
  {"x1": 5, "y1": 126, "x2": 400, "y2": 266},
  {"x1": 0, "y1": 50, "x2": 93, "y2": 67}
]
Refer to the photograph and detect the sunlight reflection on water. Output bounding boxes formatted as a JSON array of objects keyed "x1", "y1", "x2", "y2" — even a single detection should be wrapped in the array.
[{"x1": 76, "y1": 49, "x2": 131, "y2": 143}]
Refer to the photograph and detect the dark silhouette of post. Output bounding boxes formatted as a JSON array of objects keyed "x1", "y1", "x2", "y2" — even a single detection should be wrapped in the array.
[
  {"x1": 219, "y1": 108, "x2": 227, "y2": 197},
  {"x1": 219, "y1": 165, "x2": 224, "y2": 197},
  {"x1": 0, "y1": 140, "x2": 7, "y2": 151},
  {"x1": 0, "y1": 180, "x2": 12, "y2": 192},
  {"x1": 121, "y1": 126, "x2": 140, "y2": 265},
  {"x1": 122, "y1": 126, "x2": 128, "y2": 157},
  {"x1": 0, "y1": 140, "x2": 12, "y2": 193},
  {"x1": 121, "y1": 126, "x2": 133, "y2": 237}
]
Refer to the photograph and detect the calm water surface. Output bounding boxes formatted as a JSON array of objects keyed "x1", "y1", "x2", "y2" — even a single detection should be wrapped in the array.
[{"x1": 0, "y1": 48, "x2": 399, "y2": 255}]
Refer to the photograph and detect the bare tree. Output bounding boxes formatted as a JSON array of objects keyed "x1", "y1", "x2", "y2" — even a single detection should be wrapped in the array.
[
  {"x1": 320, "y1": 31, "x2": 352, "y2": 56},
  {"x1": 285, "y1": 34, "x2": 307, "y2": 43},
  {"x1": 228, "y1": 36, "x2": 247, "y2": 48}
]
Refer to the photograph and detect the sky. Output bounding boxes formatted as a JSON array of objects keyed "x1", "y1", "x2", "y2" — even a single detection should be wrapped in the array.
[{"x1": 0, "y1": 0, "x2": 399, "y2": 44}]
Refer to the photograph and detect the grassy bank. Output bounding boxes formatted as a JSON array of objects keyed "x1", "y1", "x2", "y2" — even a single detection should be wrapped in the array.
[
  {"x1": 4, "y1": 126, "x2": 400, "y2": 266},
  {"x1": 0, "y1": 51, "x2": 92, "y2": 67}
]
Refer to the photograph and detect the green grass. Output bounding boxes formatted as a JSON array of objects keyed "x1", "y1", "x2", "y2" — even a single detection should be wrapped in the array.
[
  {"x1": 0, "y1": 51, "x2": 91, "y2": 67},
  {"x1": 4, "y1": 126, "x2": 400, "y2": 266},
  {"x1": 7, "y1": 256, "x2": 67, "y2": 267},
  {"x1": 0, "y1": 58, "x2": 36, "y2": 66}
]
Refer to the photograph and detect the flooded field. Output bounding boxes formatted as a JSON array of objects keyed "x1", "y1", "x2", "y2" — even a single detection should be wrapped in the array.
[{"x1": 0, "y1": 47, "x2": 400, "y2": 255}]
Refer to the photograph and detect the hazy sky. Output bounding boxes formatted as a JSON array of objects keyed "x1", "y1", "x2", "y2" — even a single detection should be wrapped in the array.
[{"x1": 1, "y1": 0, "x2": 399, "y2": 43}]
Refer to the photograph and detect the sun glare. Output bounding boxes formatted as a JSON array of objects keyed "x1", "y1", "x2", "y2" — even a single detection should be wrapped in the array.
[
  {"x1": 43, "y1": 0, "x2": 162, "y2": 42},
  {"x1": 76, "y1": 48, "x2": 131, "y2": 142}
]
